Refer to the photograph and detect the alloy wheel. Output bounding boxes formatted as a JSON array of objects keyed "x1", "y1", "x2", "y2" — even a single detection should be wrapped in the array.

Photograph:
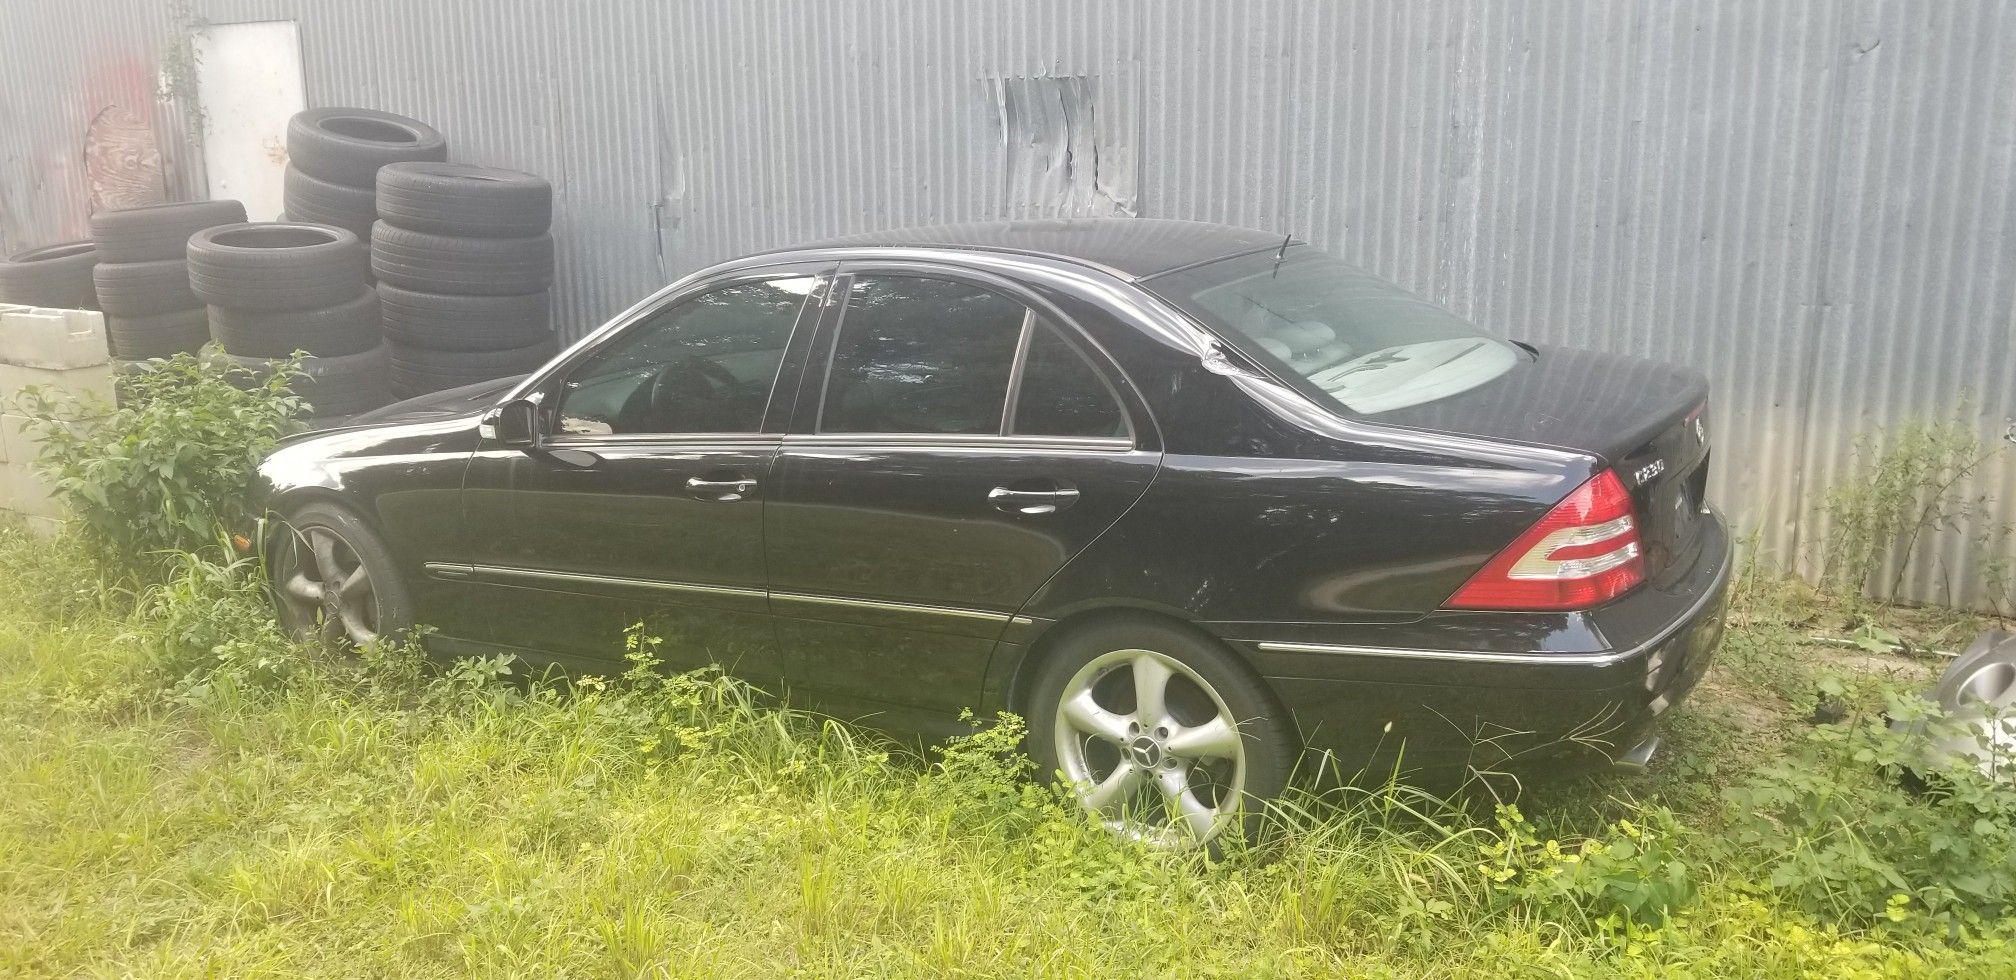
[
  {"x1": 272, "y1": 524, "x2": 383, "y2": 649},
  {"x1": 1052, "y1": 648, "x2": 1248, "y2": 846}
]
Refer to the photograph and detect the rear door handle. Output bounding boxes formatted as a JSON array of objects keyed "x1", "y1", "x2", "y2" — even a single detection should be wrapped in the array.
[
  {"x1": 687, "y1": 476, "x2": 758, "y2": 501},
  {"x1": 988, "y1": 485, "x2": 1080, "y2": 516}
]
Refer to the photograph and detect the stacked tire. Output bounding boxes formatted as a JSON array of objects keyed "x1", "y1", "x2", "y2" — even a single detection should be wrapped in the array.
[
  {"x1": 0, "y1": 240, "x2": 100, "y2": 310},
  {"x1": 189, "y1": 222, "x2": 392, "y2": 422},
  {"x1": 372, "y1": 163, "x2": 556, "y2": 399},
  {"x1": 283, "y1": 108, "x2": 446, "y2": 244},
  {"x1": 89, "y1": 200, "x2": 246, "y2": 363}
]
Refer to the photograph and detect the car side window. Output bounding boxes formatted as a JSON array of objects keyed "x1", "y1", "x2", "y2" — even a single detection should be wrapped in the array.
[
  {"x1": 553, "y1": 277, "x2": 815, "y2": 436},
  {"x1": 1011, "y1": 324, "x2": 1128, "y2": 439},
  {"x1": 819, "y1": 275, "x2": 1026, "y2": 435}
]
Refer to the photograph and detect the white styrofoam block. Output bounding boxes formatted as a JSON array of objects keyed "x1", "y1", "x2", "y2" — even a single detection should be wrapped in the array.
[
  {"x1": 0, "y1": 463, "x2": 63, "y2": 520},
  {"x1": 1, "y1": 411, "x2": 33, "y2": 459},
  {"x1": 18, "y1": 514, "x2": 64, "y2": 538},
  {"x1": 0, "y1": 307, "x2": 110, "y2": 371},
  {"x1": 0, "y1": 362, "x2": 115, "y2": 411}
]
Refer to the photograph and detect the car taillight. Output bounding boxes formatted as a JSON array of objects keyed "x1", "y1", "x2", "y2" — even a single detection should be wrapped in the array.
[{"x1": 1443, "y1": 469, "x2": 1645, "y2": 611}]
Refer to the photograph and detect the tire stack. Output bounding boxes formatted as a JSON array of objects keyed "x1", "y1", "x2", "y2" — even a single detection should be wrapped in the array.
[
  {"x1": 282, "y1": 108, "x2": 447, "y2": 244},
  {"x1": 372, "y1": 163, "x2": 557, "y2": 398},
  {"x1": 88, "y1": 201, "x2": 246, "y2": 363},
  {"x1": 189, "y1": 222, "x2": 392, "y2": 422},
  {"x1": 0, "y1": 241, "x2": 99, "y2": 310}
]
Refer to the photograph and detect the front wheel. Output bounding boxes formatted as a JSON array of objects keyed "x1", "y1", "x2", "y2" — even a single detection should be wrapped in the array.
[
  {"x1": 267, "y1": 502, "x2": 414, "y2": 650},
  {"x1": 1027, "y1": 618, "x2": 1296, "y2": 848}
]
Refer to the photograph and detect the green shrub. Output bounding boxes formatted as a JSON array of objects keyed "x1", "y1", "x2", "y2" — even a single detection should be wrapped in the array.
[
  {"x1": 1722, "y1": 691, "x2": 2016, "y2": 934},
  {"x1": 13, "y1": 353, "x2": 303, "y2": 574}
]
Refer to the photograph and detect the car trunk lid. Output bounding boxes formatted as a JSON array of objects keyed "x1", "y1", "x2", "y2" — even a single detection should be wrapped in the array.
[{"x1": 1372, "y1": 345, "x2": 1712, "y2": 576}]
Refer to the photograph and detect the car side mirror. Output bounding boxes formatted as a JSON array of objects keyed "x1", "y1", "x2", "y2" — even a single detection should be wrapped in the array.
[{"x1": 482, "y1": 398, "x2": 540, "y2": 449}]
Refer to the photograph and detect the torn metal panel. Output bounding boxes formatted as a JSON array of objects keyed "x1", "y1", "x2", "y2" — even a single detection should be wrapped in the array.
[{"x1": 986, "y1": 74, "x2": 1136, "y2": 219}]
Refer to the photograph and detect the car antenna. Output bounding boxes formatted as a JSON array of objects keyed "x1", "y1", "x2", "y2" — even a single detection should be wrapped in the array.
[{"x1": 1272, "y1": 232, "x2": 1292, "y2": 277}]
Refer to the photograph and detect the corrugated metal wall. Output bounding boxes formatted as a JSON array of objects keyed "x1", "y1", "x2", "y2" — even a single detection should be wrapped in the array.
[{"x1": 3, "y1": 0, "x2": 2012, "y2": 608}]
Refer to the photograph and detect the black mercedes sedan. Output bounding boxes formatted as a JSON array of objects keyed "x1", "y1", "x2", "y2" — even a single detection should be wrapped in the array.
[{"x1": 259, "y1": 218, "x2": 1730, "y2": 845}]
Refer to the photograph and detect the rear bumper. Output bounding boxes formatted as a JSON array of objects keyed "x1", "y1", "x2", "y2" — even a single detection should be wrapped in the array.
[{"x1": 1229, "y1": 512, "x2": 1732, "y2": 773}]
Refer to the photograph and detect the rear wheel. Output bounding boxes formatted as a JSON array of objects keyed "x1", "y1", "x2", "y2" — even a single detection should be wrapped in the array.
[
  {"x1": 1027, "y1": 617, "x2": 1296, "y2": 849},
  {"x1": 268, "y1": 503, "x2": 413, "y2": 650}
]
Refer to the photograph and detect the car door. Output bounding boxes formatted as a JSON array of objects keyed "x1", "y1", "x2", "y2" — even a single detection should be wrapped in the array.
[
  {"x1": 765, "y1": 266, "x2": 1163, "y2": 725},
  {"x1": 440, "y1": 268, "x2": 829, "y2": 686}
]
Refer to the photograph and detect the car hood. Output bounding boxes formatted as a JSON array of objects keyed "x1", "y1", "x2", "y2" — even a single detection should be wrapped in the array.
[{"x1": 346, "y1": 375, "x2": 527, "y2": 426}]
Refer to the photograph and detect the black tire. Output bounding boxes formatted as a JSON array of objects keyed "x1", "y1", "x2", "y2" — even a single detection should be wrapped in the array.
[
  {"x1": 282, "y1": 165, "x2": 378, "y2": 239},
  {"x1": 1024, "y1": 616, "x2": 1297, "y2": 850},
  {"x1": 106, "y1": 308, "x2": 210, "y2": 359},
  {"x1": 369, "y1": 222, "x2": 554, "y2": 296},
  {"x1": 210, "y1": 289, "x2": 381, "y2": 359},
  {"x1": 387, "y1": 337, "x2": 556, "y2": 398},
  {"x1": 92, "y1": 259, "x2": 199, "y2": 317},
  {"x1": 187, "y1": 222, "x2": 369, "y2": 313},
  {"x1": 228, "y1": 343, "x2": 394, "y2": 418},
  {"x1": 286, "y1": 108, "x2": 447, "y2": 188},
  {"x1": 376, "y1": 162, "x2": 553, "y2": 238},
  {"x1": 88, "y1": 200, "x2": 247, "y2": 263},
  {"x1": 268, "y1": 500, "x2": 416, "y2": 648},
  {"x1": 0, "y1": 240, "x2": 99, "y2": 309},
  {"x1": 377, "y1": 283, "x2": 550, "y2": 352}
]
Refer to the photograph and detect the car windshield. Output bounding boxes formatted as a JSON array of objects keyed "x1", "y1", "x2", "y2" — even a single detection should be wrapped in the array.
[{"x1": 1147, "y1": 246, "x2": 1519, "y2": 414}]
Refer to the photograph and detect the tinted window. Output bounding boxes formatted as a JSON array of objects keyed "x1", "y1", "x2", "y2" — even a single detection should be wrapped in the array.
[
  {"x1": 1147, "y1": 247, "x2": 1518, "y2": 414},
  {"x1": 1011, "y1": 325, "x2": 1127, "y2": 438},
  {"x1": 820, "y1": 276, "x2": 1025, "y2": 434},
  {"x1": 554, "y1": 277, "x2": 813, "y2": 436}
]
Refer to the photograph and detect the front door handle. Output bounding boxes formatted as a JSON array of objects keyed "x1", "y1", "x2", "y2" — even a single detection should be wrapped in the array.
[
  {"x1": 687, "y1": 476, "x2": 758, "y2": 501},
  {"x1": 988, "y1": 484, "x2": 1081, "y2": 516}
]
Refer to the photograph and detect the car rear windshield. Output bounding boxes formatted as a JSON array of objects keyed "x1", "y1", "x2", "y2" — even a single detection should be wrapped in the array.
[{"x1": 1147, "y1": 246, "x2": 1519, "y2": 414}]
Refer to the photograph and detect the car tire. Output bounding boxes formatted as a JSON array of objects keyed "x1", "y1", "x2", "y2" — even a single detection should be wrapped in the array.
[
  {"x1": 106, "y1": 308, "x2": 210, "y2": 360},
  {"x1": 210, "y1": 289, "x2": 381, "y2": 359},
  {"x1": 88, "y1": 200, "x2": 247, "y2": 263},
  {"x1": 369, "y1": 222, "x2": 554, "y2": 296},
  {"x1": 267, "y1": 500, "x2": 415, "y2": 650},
  {"x1": 91, "y1": 259, "x2": 199, "y2": 317},
  {"x1": 0, "y1": 240, "x2": 99, "y2": 309},
  {"x1": 286, "y1": 108, "x2": 447, "y2": 188},
  {"x1": 377, "y1": 283, "x2": 550, "y2": 352},
  {"x1": 282, "y1": 165, "x2": 378, "y2": 239},
  {"x1": 387, "y1": 337, "x2": 556, "y2": 398},
  {"x1": 1025, "y1": 616, "x2": 1296, "y2": 851},
  {"x1": 187, "y1": 222, "x2": 369, "y2": 313},
  {"x1": 227, "y1": 343, "x2": 394, "y2": 418},
  {"x1": 375, "y1": 162, "x2": 553, "y2": 238}
]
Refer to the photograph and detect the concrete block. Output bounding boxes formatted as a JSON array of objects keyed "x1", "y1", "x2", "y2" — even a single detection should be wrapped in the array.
[
  {"x1": 0, "y1": 361, "x2": 114, "y2": 411},
  {"x1": 0, "y1": 413, "x2": 23, "y2": 464},
  {"x1": 0, "y1": 307, "x2": 109, "y2": 370}
]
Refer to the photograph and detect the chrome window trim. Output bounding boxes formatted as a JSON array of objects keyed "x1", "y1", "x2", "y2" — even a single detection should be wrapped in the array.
[
  {"x1": 999, "y1": 308, "x2": 1036, "y2": 436},
  {"x1": 780, "y1": 432, "x2": 1135, "y2": 453},
  {"x1": 537, "y1": 433, "x2": 786, "y2": 449}
]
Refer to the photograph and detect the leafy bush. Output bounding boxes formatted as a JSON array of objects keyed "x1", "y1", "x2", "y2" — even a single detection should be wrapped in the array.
[
  {"x1": 1478, "y1": 802, "x2": 1698, "y2": 933},
  {"x1": 14, "y1": 353, "x2": 303, "y2": 573},
  {"x1": 1723, "y1": 692, "x2": 2016, "y2": 934}
]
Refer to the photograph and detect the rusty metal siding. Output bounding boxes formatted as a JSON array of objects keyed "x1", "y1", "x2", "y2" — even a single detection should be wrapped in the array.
[{"x1": 2, "y1": 0, "x2": 2012, "y2": 607}]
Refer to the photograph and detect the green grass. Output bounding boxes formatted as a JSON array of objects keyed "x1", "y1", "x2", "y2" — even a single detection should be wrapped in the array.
[{"x1": 1, "y1": 529, "x2": 2012, "y2": 978}]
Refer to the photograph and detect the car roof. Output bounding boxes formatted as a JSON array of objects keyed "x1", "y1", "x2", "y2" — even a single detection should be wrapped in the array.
[{"x1": 780, "y1": 217, "x2": 1290, "y2": 279}]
